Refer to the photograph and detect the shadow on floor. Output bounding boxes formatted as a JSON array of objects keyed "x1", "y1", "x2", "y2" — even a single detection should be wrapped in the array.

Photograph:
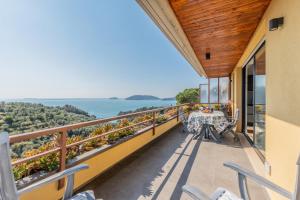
[
  {"x1": 78, "y1": 127, "x2": 267, "y2": 200},
  {"x1": 80, "y1": 126, "x2": 196, "y2": 200},
  {"x1": 151, "y1": 133, "x2": 201, "y2": 200}
]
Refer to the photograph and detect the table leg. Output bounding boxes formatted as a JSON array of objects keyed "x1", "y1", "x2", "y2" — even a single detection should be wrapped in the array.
[
  {"x1": 193, "y1": 125, "x2": 205, "y2": 140},
  {"x1": 204, "y1": 124, "x2": 209, "y2": 139},
  {"x1": 208, "y1": 125, "x2": 221, "y2": 143}
]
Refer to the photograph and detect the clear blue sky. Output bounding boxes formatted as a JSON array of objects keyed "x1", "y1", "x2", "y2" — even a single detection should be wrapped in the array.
[{"x1": 0, "y1": 0, "x2": 206, "y2": 99}]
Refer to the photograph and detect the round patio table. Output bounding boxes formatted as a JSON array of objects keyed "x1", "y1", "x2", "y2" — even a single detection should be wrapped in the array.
[{"x1": 187, "y1": 111, "x2": 226, "y2": 142}]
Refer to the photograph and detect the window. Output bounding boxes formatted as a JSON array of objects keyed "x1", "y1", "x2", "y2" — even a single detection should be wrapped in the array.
[
  {"x1": 199, "y1": 77, "x2": 230, "y2": 104},
  {"x1": 199, "y1": 84, "x2": 209, "y2": 103},
  {"x1": 219, "y1": 77, "x2": 229, "y2": 103},
  {"x1": 209, "y1": 78, "x2": 218, "y2": 103}
]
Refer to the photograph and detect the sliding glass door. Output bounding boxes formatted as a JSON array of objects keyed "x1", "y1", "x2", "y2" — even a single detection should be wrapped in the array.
[
  {"x1": 242, "y1": 43, "x2": 266, "y2": 157},
  {"x1": 254, "y1": 45, "x2": 266, "y2": 155},
  {"x1": 245, "y1": 58, "x2": 255, "y2": 142}
]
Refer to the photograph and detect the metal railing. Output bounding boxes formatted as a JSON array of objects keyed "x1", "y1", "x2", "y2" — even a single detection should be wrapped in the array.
[{"x1": 9, "y1": 103, "x2": 191, "y2": 189}]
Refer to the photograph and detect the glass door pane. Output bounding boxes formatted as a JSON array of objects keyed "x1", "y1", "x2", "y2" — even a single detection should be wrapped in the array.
[
  {"x1": 219, "y1": 77, "x2": 229, "y2": 104},
  {"x1": 200, "y1": 84, "x2": 209, "y2": 103},
  {"x1": 209, "y1": 78, "x2": 218, "y2": 103},
  {"x1": 245, "y1": 58, "x2": 255, "y2": 142},
  {"x1": 254, "y1": 45, "x2": 266, "y2": 155}
]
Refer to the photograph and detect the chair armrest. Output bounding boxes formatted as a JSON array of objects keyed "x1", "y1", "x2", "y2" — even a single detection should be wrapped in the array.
[
  {"x1": 18, "y1": 164, "x2": 89, "y2": 197},
  {"x1": 182, "y1": 185, "x2": 212, "y2": 200},
  {"x1": 224, "y1": 162, "x2": 292, "y2": 199},
  {"x1": 226, "y1": 117, "x2": 235, "y2": 124}
]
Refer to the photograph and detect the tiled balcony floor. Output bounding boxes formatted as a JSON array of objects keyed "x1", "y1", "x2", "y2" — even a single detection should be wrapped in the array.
[{"x1": 80, "y1": 125, "x2": 269, "y2": 200}]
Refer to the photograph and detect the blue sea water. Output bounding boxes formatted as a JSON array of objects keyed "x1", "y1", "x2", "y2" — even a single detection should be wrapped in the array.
[{"x1": 3, "y1": 98, "x2": 176, "y2": 118}]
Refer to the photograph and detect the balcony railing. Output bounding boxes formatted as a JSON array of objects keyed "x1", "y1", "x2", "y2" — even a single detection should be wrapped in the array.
[{"x1": 9, "y1": 103, "x2": 191, "y2": 189}]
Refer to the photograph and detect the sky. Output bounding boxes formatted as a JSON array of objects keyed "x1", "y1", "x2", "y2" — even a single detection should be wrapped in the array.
[{"x1": 0, "y1": 0, "x2": 206, "y2": 99}]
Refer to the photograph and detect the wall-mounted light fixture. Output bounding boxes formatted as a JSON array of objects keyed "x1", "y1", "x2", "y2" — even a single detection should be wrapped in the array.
[
  {"x1": 269, "y1": 17, "x2": 284, "y2": 31},
  {"x1": 205, "y1": 52, "x2": 211, "y2": 60},
  {"x1": 205, "y1": 48, "x2": 211, "y2": 60}
]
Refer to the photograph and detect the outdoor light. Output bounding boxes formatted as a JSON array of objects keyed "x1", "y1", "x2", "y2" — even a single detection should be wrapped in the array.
[
  {"x1": 205, "y1": 47, "x2": 211, "y2": 60},
  {"x1": 205, "y1": 52, "x2": 211, "y2": 60},
  {"x1": 269, "y1": 17, "x2": 284, "y2": 31}
]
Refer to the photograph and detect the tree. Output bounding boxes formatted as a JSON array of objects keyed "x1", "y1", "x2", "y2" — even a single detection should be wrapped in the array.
[
  {"x1": 176, "y1": 88, "x2": 199, "y2": 104},
  {"x1": 4, "y1": 116, "x2": 13, "y2": 126}
]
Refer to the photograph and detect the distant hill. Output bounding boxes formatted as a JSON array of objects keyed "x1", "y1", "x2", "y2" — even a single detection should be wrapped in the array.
[
  {"x1": 109, "y1": 97, "x2": 118, "y2": 100},
  {"x1": 126, "y1": 95, "x2": 160, "y2": 100},
  {"x1": 161, "y1": 97, "x2": 176, "y2": 101}
]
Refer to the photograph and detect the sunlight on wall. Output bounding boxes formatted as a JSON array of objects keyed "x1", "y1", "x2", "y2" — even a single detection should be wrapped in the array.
[{"x1": 232, "y1": 0, "x2": 300, "y2": 199}]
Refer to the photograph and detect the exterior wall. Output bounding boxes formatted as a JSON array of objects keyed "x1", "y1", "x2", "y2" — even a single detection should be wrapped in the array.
[
  {"x1": 231, "y1": 67, "x2": 242, "y2": 132},
  {"x1": 232, "y1": 0, "x2": 300, "y2": 199},
  {"x1": 20, "y1": 118, "x2": 180, "y2": 200}
]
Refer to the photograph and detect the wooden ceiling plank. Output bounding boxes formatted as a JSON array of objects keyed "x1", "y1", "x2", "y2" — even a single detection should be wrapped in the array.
[{"x1": 169, "y1": 0, "x2": 270, "y2": 77}]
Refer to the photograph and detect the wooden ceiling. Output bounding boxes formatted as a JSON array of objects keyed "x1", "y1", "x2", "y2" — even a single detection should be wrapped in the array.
[{"x1": 169, "y1": 0, "x2": 271, "y2": 77}]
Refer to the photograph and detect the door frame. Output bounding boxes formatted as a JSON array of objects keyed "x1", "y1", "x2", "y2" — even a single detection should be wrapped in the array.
[{"x1": 242, "y1": 41, "x2": 266, "y2": 162}]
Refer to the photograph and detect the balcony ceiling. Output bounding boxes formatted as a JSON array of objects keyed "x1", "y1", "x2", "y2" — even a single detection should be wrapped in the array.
[{"x1": 169, "y1": 0, "x2": 271, "y2": 77}]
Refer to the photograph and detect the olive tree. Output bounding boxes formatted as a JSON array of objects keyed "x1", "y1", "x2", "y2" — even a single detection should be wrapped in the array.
[{"x1": 176, "y1": 88, "x2": 199, "y2": 104}]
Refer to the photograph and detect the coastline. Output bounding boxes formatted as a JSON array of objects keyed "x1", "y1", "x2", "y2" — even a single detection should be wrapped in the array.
[{"x1": 1, "y1": 98, "x2": 176, "y2": 118}]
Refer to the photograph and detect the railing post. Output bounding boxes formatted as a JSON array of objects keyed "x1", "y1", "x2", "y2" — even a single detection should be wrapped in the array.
[
  {"x1": 152, "y1": 112, "x2": 156, "y2": 135},
  {"x1": 176, "y1": 106, "x2": 179, "y2": 122},
  {"x1": 58, "y1": 130, "x2": 67, "y2": 190}
]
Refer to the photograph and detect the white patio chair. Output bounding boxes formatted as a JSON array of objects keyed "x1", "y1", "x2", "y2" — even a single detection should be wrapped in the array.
[
  {"x1": 220, "y1": 104, "x2": 230, "y2": 120},
  {"x1": 0, "y1": 132, "x2": 95, "y2": 200},
  {"x1": 217, "y1": 109, "x2": 240, "y2": 141},
  {"x1": 182, "y1": 155, "x2": 300, "y2": 200},
  {"x1": 179, "y1": 108, "x2": 190, "y2": 133}
]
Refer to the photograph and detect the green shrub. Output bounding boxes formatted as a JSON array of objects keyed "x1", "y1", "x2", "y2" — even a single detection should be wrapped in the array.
[
  {"x1": 156, "y1": 115, "x2": 168, "y2": 124},
  {"x1": 176, "y1": 88, "x2": 199, "y2": 104},
  {"x1": 4, "y1": 116, "x2": 13, "y2": 126}
]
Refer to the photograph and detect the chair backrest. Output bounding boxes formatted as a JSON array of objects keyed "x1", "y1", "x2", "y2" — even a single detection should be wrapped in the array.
[
  {"x1": 293, "y1": 154, "x2": 300, "y2": 200},
  {"x1": 178, "y1": 107, "x2": 187, "y2": 122},
  {"x1": 232, "y1": 109, "x2": 240, "y2": 126},
  {"x1": 220, "y1": 105, "x2": 229, "y2": 120},
  {"x1": 0, "y1": 132, "x2": 18, "y2": 200}
]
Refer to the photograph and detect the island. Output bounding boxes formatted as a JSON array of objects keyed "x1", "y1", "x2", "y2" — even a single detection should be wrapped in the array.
[
  {"x1": 109, "y1": 97, "x2": 118, "y2": 100},
  {"x1": 125, "y1": 95, "x2": 160, "y2": 100}
]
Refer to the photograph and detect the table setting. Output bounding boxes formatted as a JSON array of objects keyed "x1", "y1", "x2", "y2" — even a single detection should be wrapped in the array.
[{"x1": 187, "y1": 107, "x2": 228, "y2": 143}]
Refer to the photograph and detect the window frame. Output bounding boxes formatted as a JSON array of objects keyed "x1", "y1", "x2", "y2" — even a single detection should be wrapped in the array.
[
  {"x1": 199, "y1": 76, "x2": 231, "y2": 104},
  {"x1": 242, "y1": 41, "x2": 266, "y2": 162}
]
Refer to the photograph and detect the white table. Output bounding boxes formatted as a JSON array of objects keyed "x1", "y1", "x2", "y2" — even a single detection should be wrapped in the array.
[{"x1": 187, "y1": 111, "x2": 227, "y2": 142}]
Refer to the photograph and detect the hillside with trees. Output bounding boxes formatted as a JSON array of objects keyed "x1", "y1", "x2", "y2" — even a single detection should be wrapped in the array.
[
  {"x1": 0, "y1": 102, "x2": 96, "y2": 135},
  {"x1": 2, "y1": 102, "x2": 180, "y2": 181}
]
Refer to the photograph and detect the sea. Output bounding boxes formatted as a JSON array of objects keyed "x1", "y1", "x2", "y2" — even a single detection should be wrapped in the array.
[{"x1": 2, "y1": 98, "x2": 176, "y2": 118}]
